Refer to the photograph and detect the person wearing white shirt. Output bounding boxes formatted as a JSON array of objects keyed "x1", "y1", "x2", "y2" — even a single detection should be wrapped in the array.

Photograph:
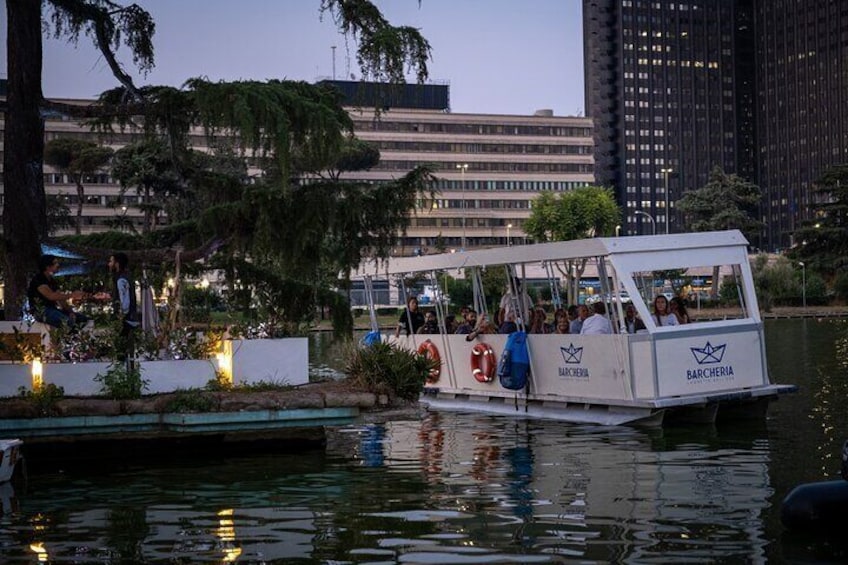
[
  {"x1": 652, "y1": 295, "x2": 679, "y2": 327},
  {"x1": 580, "y1": 302, "x2": 613, "y2": 335}
]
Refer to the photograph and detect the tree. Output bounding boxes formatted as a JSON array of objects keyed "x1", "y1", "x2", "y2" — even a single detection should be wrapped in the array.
[
  {"x1": 676, "y1": 165, "x2": 763, "y2": 298},
  {"x1": 676, "y1": 166, "x2": 762, "y2": 238},
  {"x1": 111, "y1": 138, "x2": 182, "y2": 233},
  {"x1": 44, "y1": 138, "x2": 114, "y2": 235},
  {"x1": 792, "y1": 164, "x2": 848, "y2": 276},
  {"x1": 3, "y1": 0, "x2": 431, "y2": 321},
  {"x1": 523, "y1": 186, "x2": 620, "y2": 303},
  {"x1": 4, "y1": 0, "x2": 154, "y2": 317}
]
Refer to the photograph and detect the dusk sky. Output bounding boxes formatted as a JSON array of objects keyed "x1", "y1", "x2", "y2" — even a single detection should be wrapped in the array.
[{"x1": 20, "y1": 0, "x2": 585, "y2": 117}]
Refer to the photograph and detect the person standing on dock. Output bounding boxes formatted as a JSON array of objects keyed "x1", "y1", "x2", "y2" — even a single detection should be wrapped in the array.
[{"x1": 109, "y1": 252, "x2": 140, "y2": 364}]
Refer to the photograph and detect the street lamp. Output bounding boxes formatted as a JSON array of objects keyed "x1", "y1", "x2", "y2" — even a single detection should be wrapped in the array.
[
  {"x1": 634, "y1": 210, "x2": 656, "y2": 235},
  {"x1": 507, "y1": 223, "x2": 513, "y2": 246},
  {"x1": 615, "y1": 224, "x2": 621, "y2": 237},
  {"x1": 661, "y1": 167, "x2": 673, "y2": 234},
  {"x1": 456, "y1": 163, "x2": 468, "y2": 250},
  {"x1": 799, "y1": 261, "x2": 806, "y2": 308}
]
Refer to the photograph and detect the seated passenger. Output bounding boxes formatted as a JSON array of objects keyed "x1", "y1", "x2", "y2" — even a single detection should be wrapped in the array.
[
  {"x1": 580, "y1": 302, "x2": 612, "y2": 335},
  {"x1": 554, "y1": 317, "x2": 570, "y2": 334},
  {"x1": 444, "y1": 314, "x2": 458, "y2": 334},
  {"x1": 499, "y1": 311, "x2": 518, "y2": 334},
  {"x1": 569, "y1": 304, "x2": 588, "y2": 334},
  {"x1": 464, "y1": 314, "x2": 497, "y2": 341},
  {"x1": 670, "y1": 296, "x2": 691, "y2": 324},
  {"x1": 652, "y1": 295, "x2": 679, "y2": 327},
  {"x1": 455, "y1": 309, "x2": 478, "y2": 334},
  {"x1": 624, "y1": 303, "x2": 646, "y2": 334},
  {"x1": 528, "y1": 307, "x2": 552, "y2": 334},
  {"x1": 27, "y1": 254, "x2": 89, "y2": 330},
  {"x1": 417, "y1": 311, "x2": 441, "y2": 334}
]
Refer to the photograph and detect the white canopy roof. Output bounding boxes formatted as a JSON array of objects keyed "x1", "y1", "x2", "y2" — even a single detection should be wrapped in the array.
[{"x1": 353, "y1": 230, "x2": 750, "y2": 278}]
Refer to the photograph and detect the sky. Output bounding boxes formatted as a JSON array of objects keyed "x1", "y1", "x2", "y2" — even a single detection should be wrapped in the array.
[{"x1": 14, "y1": 0, "x2": 586, "y2": 117}]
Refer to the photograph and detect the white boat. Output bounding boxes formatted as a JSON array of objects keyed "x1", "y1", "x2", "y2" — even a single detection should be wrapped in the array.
[
  {"x1": 356, "y1": 230, "x2": 796, "y2": 426},
  {"x1": 0, "y1": 439, "x2": 23, "y2": 482}
]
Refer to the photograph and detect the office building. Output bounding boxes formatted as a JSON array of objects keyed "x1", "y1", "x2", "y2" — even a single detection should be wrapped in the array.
[{"x1": 584, "y1": 0, "x2": 848, "y2": 250}]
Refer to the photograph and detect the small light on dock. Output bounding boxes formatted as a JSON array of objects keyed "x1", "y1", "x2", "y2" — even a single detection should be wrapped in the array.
[
  {"x1": 216, "y1": 340, "x2": 233, "y2": 385},
  {"x1": 31, "y1": 358, "x2": 43, "y2": 390}
]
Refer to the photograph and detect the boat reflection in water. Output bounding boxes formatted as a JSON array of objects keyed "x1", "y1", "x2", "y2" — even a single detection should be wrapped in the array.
[{"x1": 337, "y1": 412, "x2": 774, "y2": 562}]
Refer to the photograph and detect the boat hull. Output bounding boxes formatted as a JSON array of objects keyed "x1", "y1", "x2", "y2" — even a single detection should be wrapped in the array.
[{"x1": 0, "y1": 439, "x2": 23, "y2": 482}]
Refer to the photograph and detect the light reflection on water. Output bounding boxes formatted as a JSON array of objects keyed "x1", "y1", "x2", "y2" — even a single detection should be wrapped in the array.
[{"x1": 0, "y1": 320, "x2": 846, "y2": 562}]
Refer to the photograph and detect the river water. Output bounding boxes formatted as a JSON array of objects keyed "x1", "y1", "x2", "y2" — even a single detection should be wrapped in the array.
[{"x1": 0, "y1": 319, "x2": 846, "y2": 563}]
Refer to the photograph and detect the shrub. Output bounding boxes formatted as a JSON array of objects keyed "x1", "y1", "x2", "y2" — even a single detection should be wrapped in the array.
[
  {"x1": 835, "y1": 271, "x2": 848, "y2": 302},
  {"x1": 18, "y1": 383, "x2": 65, "y2": 416},
  {"x1": 94, "y1": 362, "x2": 149, "y2": 400},
  {"x1": 345, "y1": 341, "x2": 437, "y2": 401}
]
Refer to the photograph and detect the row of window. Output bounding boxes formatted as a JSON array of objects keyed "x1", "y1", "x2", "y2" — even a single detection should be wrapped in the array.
[
  {"x1": 376, "y1": 161, "x2": 593, "y2": 174},
  {"x1": 352, "y1": 120, "x2": 591, "y2": 138},
  {"x1": 431, "y1": 180, "x2": 589, "y2": 192},
  {"x1": 410, "y1": 217, "x2": 525, "y2": 228},
  {"x1": 372, "y1": 140, "x2": 592, "y2": 155}
]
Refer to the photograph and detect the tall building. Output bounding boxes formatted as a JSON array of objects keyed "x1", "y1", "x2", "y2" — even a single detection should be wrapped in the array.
[
  {"x1": 1, "y1": 81, "x2": 594, "y2": 253},
  {"x1": 584, "y1": 0, "x2": 848, "y2": 250}
]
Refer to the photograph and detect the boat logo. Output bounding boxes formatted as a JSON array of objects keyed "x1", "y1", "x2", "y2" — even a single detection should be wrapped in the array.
[
  {"x1": 560, "y1": 343, "x2": 584, "y2": 364},
  {"x1": 690, "y1": 342, "x2": 726, "y2": 365}
]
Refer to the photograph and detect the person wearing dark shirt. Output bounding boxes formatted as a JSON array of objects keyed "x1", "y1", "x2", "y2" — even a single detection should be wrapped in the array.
[
  {"x1": 109, "y1": 252, "x2": 140, "y2": 362},
  {"x1": 395, "y1": 297, "x2": 425, "y2": 337},
  {"x1": 455, "y1": 309, "x2": 478, "y2": 334},
  {"x1": 26, "y1": 254, "x2": 88, "y2": 329},
  {"x1": 417, "y1": 311, "x2": 440, "y2": 334}
]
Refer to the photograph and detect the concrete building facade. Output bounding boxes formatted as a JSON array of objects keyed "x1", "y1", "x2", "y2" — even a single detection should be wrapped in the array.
[{"x1": 2, "y1": 82, "x2": 594, "y2": 254}]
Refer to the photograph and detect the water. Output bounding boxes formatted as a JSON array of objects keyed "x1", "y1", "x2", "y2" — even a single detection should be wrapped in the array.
[{"x1": 0, "y1": 319, "x2": 847, "y2": 563}]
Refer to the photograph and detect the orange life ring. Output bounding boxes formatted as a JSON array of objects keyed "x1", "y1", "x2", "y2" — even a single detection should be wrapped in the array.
[
  {"x1": 417, "y1": 339, "x2": 441, "y2": 384},
  {"x1": 471, "y1": 342, "x2": 497, "y2": 383}
]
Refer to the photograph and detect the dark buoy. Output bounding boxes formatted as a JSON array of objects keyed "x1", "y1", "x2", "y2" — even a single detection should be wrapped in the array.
[{"x1": 781, "y1": 440, "x2": 848, "y2": 532}]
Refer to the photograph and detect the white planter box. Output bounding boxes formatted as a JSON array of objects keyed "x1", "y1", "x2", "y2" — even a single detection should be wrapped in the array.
[
  {"x1": 44, "y1": 362, "x2": 112, "y2": 397},
  {"x1": 232, "y1": 338, "x2": 308, "y2": 386},
  {"x1": 141, "y1": 360, "x2": 217, "y2": 393},
  {"x1": 0, "y1": 364, "x2": 33, "y2": 397}
]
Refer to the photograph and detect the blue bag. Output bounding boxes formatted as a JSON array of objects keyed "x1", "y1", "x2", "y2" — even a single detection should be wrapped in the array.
[
  {"x1": 360, "y1": 330, "x2": 383, "y2": 347},
  {"x1": 499, "y1": 331, "x2": 530, "y2": 390}
]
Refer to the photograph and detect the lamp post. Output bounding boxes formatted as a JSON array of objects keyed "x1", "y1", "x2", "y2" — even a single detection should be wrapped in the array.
[
  {"x1": 456, "y1": 163, "x2": 468, "y2": 250},
  {"x1": 615, "y1": 224, "x2": 621, "y2": 237},
  {"x1": 507, "y1": 223, "x2": 513, "y2": 246},
  {"x1": 634, "y1": 210, "x2": 656, "y2": 235},
  {"x1": 661, "y1": 167, "x2": 673, "y2": 234},
  {"x1": 799, "y1": 261, "x2": 806, "y2": 308}
]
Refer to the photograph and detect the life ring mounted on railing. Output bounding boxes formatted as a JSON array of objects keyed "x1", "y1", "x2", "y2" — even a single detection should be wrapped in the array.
[
  {"x1": 417, "y1": 339, "x2": 441, "y2": 384},
  {"x1": 471, "y1": 342, "x2": 497, "y2": 383}
]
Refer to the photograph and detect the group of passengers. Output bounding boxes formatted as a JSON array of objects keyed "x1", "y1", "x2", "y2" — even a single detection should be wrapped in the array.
[{"x1": 395, "y1": 289, "x2": 692, "y2": 339}]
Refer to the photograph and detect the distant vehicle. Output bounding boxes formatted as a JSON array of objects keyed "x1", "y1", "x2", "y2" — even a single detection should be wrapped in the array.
[{"x1": 586, "y1": 292, "x2": 632, "y2": 305}]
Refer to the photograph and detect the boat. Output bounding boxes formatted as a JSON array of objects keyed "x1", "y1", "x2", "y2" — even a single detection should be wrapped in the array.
[
  {"x1": 780, "y1": 439, "x2": 848, "y2": 533},
  {"x1": 355, "y1": 230, "x2": 796, "y2": 426},
  {"x1": 0, "y1": 439, "x2": 23, "y2": 482}
]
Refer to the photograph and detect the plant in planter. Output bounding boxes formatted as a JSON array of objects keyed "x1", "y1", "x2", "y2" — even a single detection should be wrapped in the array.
[
  {"x1": 345, "y1": 341, "x2": 436, "y2": 401},
  {"x1": 94, "y1": 362, "x2": 150, "y2": 400}
]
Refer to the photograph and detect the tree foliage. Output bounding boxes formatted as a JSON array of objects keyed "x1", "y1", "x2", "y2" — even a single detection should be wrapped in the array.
[
  {"x1": 523, "y1": 186, "x2": 621, "y2": 243},
  {"x1": 4, "y1": 0, "x2": 433, "y2": 331},
  {"x1": 523, "y1": 186, "x2": 620, "y2": 304},
  {"x1": 676, "y1": 166, "x2": 762, "y2": 239},
  {"x1": 791, "y1": 164, "x2": 848, "y2": 275}
]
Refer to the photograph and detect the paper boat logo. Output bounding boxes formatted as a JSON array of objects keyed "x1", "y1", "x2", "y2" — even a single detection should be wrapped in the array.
[
  {"x1": 690, "y1": 342, "x2": 727, "y2": 365},
  {"x1": 560, "y1": 343, "x2": 584, "y2": 364}
]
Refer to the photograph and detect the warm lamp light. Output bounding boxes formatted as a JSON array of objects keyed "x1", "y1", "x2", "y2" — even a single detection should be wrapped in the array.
[
  {"x1": 31, "y1": 358, "x2": 43, "y2": 390},
  {"x1": 216, "y1": 340, "x2": 233, "y2": 385}
]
